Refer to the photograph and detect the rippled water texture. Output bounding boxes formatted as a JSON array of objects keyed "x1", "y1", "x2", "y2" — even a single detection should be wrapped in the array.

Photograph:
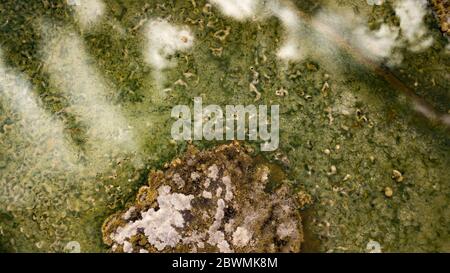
[{"x1": 0, "y1": 0, "x2": 449, "y2": 252}]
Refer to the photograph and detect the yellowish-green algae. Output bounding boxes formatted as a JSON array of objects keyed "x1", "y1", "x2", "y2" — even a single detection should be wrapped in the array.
[{"x1": 0, "y1": 0, "x2": 448, "y2": 252}]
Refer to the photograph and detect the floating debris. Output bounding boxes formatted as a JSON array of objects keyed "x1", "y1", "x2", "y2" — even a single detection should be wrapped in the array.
[
  {"x1": 249, "y1": 83, "x2": 261, "y2": 101},
  {"x1": 144, "y1": 19, "x2": 194, "y2": 70},
  {"x1": 384, "y1": 186, "x2": 393, "y2": 198},
  {"x1": 366, "y1": 240, "x2": 382, "y2": 253},
  {"x1": 64, "y1": 241, "x2": 81, "y2": 253},
  {"x1": 210, "y1": 46, "x2": 223, "y2": 57},
  {"x1": 213, "y1": 27, "x2": 231, "y2": 42},
  {"x1": 392, "y1": 170, "x2": 404, "y2": 183},
  {"x1": 327, "y1": 165, "x2": 337, "y2": 176},
  {"x1": 275, "y1": 87, "x2": 289, "y2": 97}
]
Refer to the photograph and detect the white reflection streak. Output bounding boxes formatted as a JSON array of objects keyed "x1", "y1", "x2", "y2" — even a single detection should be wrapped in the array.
[
  {"x1": 43, "y1": 31, "x2": 136, "y2": 161},
  {"x1": 0, "y1": 50, "x2": 77, "y2": 169}
]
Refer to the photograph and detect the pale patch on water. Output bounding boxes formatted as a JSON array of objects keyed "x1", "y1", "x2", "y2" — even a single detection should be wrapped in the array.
[
  {"x1": 143, "y1": 19, "x2": 194, "y2": 91},
  {"x1": 0, "y1": 32, "x2": 145, "y2": 250},
  {"x1": 0, "y1": 42, "x2": 141, "y2": 251},
  {"x1": 209, "y1": 0, "x2": 397, "y2": 63},
  {"x1": 0, "y1": 50, "x2": 81, "y2": 207},
  {"x1": 210, "y1": 0, "x2": 435, "y2": 66},
  {"x1": 209, "y1": 0, "x2": 260, "y2": 21},
  {"x1": 42, "y1": 29, "x2": 137, "y2": 168},
  {"x1": 67, "y1": 0, "x2": 105, "y2": 29},
  {"x1": 353, "y1": 24, "x2": 399, "y2": 62},
  {"x1": 394, "y1": 0, "x2": 434, "y2": 52},
  {"x1": 312, "y1": 9, "x2": 401, "y2": 65},
  {"x1": 269, "y1": 1, "x2": 304, "y2": 62},
  {"x1": 209, "y1": 0, "x2": 305, "y2": 62}
]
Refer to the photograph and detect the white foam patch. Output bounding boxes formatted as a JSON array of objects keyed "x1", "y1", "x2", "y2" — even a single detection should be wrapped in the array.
[
  {"x1": 272, "y1": 4, "x2": 300, "y2": 30},
  {"x1": 269, "y1": 2, "x2": 304, "y2": 61},
  {"x1": 353, "y1": 24, "x2": 399, "y2": 61},
  {"x1": 143, "y1": 19, "x2": 194, "y2": 90},
  {"x1": 43, "y1": 31, "x2": 136, "y2": 162},
  {"x1": 208, "y1": 0, "x2": 435, "y2": 66},
  {"x1": 209, "y1": 0, "x2": 259, "y2": 21},
  {"x1": 366, "y1": 0, "x2": 384, "y2": 5},
  {"x1": 144, "y1": 19, "x2": 194, "y2": 70},
  {"x1": 394, "y1": 0, "x2": 434, "y2": 52},
  {"x1": 210, "y1": 0, "x2": 305, "y2": 62},
  {"x1": 67, "y1": 0, "x2": 105, "y2": 29},
  {"x1": 314, "y1": 9, "x2": 401, "y2": 65}
]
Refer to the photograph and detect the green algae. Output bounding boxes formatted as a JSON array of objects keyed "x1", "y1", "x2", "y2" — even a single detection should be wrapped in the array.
[{"x1": 0, "y1": 0, "x2": 448, "y2": 252}]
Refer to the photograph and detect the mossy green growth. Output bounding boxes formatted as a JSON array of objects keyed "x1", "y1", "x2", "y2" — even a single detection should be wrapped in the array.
[{"x1": 0, "y1": 0, "x2": 448, "y2": 252}]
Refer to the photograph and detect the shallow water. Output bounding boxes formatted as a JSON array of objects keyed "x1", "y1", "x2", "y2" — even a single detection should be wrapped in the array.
[{"x1": 0, "y1": 0, "x2": 449, "y2": 252}]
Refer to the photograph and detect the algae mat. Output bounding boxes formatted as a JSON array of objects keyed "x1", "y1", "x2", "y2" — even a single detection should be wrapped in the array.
[{"x1": 0, "y1": 0, "x2": 449, "y2": 252}]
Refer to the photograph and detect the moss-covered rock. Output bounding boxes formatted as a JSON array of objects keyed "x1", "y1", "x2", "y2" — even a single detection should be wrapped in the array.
[{"x1": 102, "y1": 142, "x2": 303, "y2": 253}]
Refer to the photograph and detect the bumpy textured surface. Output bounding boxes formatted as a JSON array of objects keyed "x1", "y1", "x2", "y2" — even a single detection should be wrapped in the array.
[
  {"x1": 430, "y1": 0, "x2": 449, "y2": 35},
  {"x1": 1, "y1": 0, "x2": 449, "y2": 253},
  {"x1": 102, "y1": 142, "x2": 303, "y2": 253}
]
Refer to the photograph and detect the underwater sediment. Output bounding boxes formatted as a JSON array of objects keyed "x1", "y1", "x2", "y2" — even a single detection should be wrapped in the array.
[{"x1": 0, "y1": 0, "x2": 449, "y2": 253}]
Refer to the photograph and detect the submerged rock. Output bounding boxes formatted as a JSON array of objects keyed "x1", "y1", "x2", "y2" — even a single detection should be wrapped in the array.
[
  {"x1": 430, "y1": 0, "x2": 449, "y2": 35},
  {"x1": 102, "y1": 142, "x2": 303, "y2": 253}
]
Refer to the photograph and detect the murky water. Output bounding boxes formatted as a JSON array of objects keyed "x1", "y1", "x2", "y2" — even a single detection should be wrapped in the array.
[{"x1": 0, "y1": 0, "x2": 448, "y2": 252}]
